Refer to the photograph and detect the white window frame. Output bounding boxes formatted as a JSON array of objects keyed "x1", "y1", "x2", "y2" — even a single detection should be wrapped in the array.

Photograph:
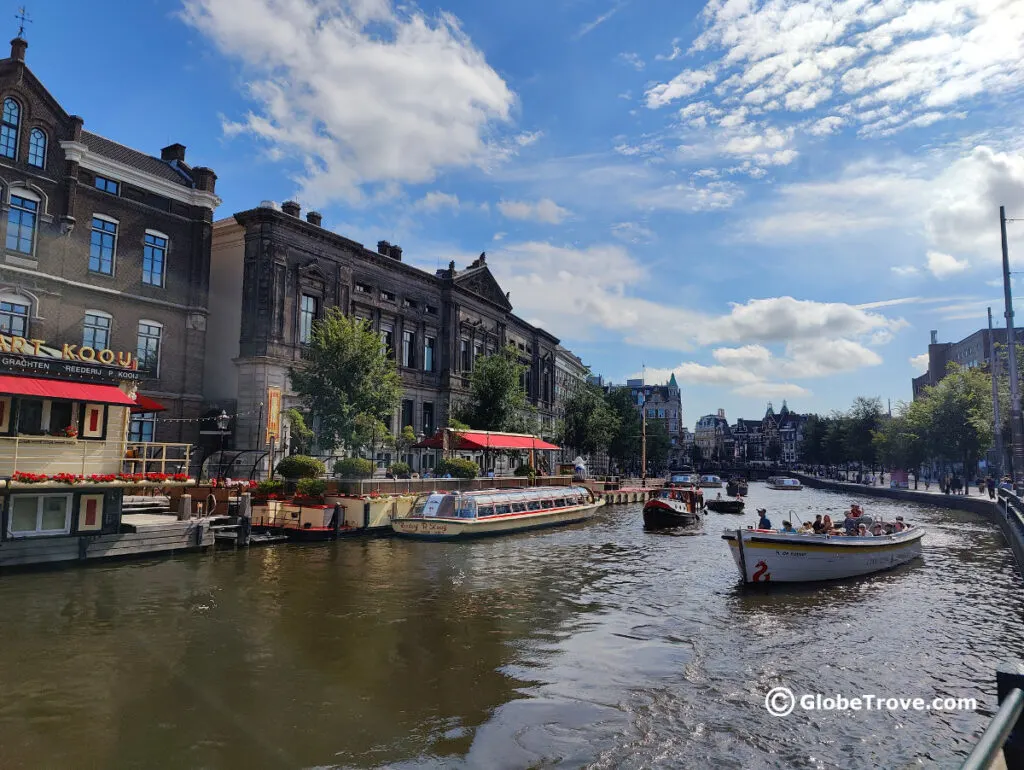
[
  {"x1": 129, "y1": 411, "x2": 157, "y2": 443},
  {"x1": 6, "y1": 187, "x2": 39, "y2": 258},
  {"x1": 0, "y1": 97, "x2": 19, "y2": 160},
  {"x1": 89, "y1": 213, "x2": 119, "y2": 276},
  {"x1": 27, "y1": 127, "x2": 46, "y2": 168},
  {"x1": 136, "y1": 319, "x2": 163, "y2": 378},
  {"x1": 0, "y1": 290, "x2": 31, "y2": 337},
  {"x1": 82, "y1": 309, "x2": 112, "y2": 350},
  {"x1": 8, "y1": 493, "x2": 73, "y2": 537},
  {"x1": 142, "y1": 228, "x2": 169, "y2": 287}
]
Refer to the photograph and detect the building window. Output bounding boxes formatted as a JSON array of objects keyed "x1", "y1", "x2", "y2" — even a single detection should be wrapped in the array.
[
  {"x1": 423, "y1": 336, "x2": 435, "y2": 372},
  {"x1": 129, "y1": 411, "x2": 156, "y2": 443},
  {"x1": 423, "y1": 402, "x2": 434, "y2": 435},
  {"x1": 0, "y1": 98, "x2": 18, "y2": 159},
  {"x1": 136, "y1": 321, "x2": 162, "y2": 376},
  {"x1": 27, "y1": 128, "x2": 45, "y2": 168},
  {"x1": 6, "y1": 194, "x2": 36, "y2": 254},
  {"x1": 402, "y1": 330, "x2": 415, "y2": 368},
  {"x1": 461, "y1": 339, "x2": 471, "y2": 370},
  {"x1": 94, "y1": 176, "x2": 119, "y2": 195},
  {"x1": 299, "y1": 294, "x2": 318, "y2": 344},
  {"x1": 89, "y1": 216, "x2": 118, "y2": 275},
  {"x1": 380, "y1": 327, "x2": 393, "y2": 356},
  {"x1": 381, "y1": 289, "x2": 395, "y2": 303},
  {"x1": 83, "y1": 311, "x2": 111, "y2": 349},
  {"x1": 425, "y1": 305, "x2": 437, "y2": 315},
  {"x1": 8, "y1": 494, "x2": 72, "y2": 537},
  {"x1": 400, "y1": 399, "x2": 414, "y2": 431},
  {"x1": 403, "y1": 298, "x2": 416, "y2": 309},
  {"x1": 143, "y1": 231, "x2": 168, "y2": 287},
  {"x1": 0, "y1": 299, "x2": 29, "y2": 336},
  {"x1": 355, "y1": 282, "x2": 371, "y2": 294}
]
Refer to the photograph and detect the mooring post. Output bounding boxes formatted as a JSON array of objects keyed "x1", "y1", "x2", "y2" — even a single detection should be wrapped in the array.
[
  {"x1": 237, "y1": 492, "x2": 252, "y2": 547},
  {"x1": 332, "y1": 502, "x2": 342, "y2": 539},
  {"x1": 178, "y1": 493, "x2": 192, "y2": 521}
]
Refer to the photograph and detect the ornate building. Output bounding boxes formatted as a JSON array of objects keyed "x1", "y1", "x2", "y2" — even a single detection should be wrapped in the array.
[
  {"x1": 731, "y1": 402, "x2": 807, "y2": 464},
  {"x1": 554, "y1": 345, "x2": 590, "y2": 463},
  {"x1": 0, "y1": 36, "x2": 219, "y2": 444},
  {"x1": 694, "y1": 409, "x2": 733, "y2": 462},
  {"x1": 206, "y1": 202, "x2": 564, "y2": 472},
  {"x1": 625, "y1": 374, "x2": 684, "y2": 467}
]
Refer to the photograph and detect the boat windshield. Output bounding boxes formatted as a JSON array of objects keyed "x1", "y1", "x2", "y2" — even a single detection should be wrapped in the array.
[{"x1": 414, "y1": 493, "x2": 456, "y2": 518}]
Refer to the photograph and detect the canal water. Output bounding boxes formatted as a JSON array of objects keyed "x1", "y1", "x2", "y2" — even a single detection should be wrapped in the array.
[{"x1": 1, "y1": 486, "x2": 1021, "y2": 769}]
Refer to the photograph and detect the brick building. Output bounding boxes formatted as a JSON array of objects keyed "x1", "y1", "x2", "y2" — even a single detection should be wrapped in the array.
[
  {"x1": 911, "y1": 327, "x2": 1024, "y2": 399},
  {"x1": 0, "y1": 36, "x2": 219, "y2": 444},
  {"x1": 206, "y1": 202, "x2": 564, "y2": 473}
]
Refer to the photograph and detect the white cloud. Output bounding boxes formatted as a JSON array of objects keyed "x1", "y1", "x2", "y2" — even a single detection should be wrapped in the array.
[
  {"x1": 497, "y1": 198, "x2": 571, "y2": 224},
  {"x1": 611, "y1": 221, "x2": 656, "y2": 244},
  {"x1": 646, "y1": 68, "x2": 717, "y2": 108},
  {"x1": 891, "y1": 265, "x2": 920, "y2": 276},
  {"x1": 181, "y1": 0, "x2": 516, "y2": 205},
  {"x1": 733, "y1": 382, "x2": 811, "y2": 399},
  {"x1": 618, "y1": 52, "x2": 645, "y2": 70},
  {"x1": 909, "y1": 352, "x2": 929, "y2": 373},
  {"x1": 493, "y1": 232, "x2": 506, "y2": 241},
  {"x1": 808, "y1": 116, "x2": 845, "y2": 136},
  {"x1": 575, "y1": 3, "x2": 622, "y2": 39},
  {"x1": 926, "y1": 250, "x2": 970, "y2": 278},
  {"x1": 414, "y1": 191, "x2": 460, "y2": 212}
]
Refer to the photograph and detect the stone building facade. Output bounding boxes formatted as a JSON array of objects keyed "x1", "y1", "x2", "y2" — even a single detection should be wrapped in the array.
[
  {"x1": 694, "y1": 409, "x2": 733, "y2": 462},
  {"x1": 625, "y1": 374, "x2": 684, "y2": 468},
  {"x1": 0, "y1": 36, "x2": 219, "y2": 444},
  {"x1": 206, "y1": 202, "x2": 562, "y2": 473},
  {"x1": 731, "y1": 402, "x2": 806, "y2": 464},
  {"x1": 911, "y1": 327, "x2": 1024, "y2": 399}
]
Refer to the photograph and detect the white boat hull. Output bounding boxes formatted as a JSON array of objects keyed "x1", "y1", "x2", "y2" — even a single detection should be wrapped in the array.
[
  {"x1": 767, "y1": 484, "x2": 803, "y2": 490},
  {"x1": 699, "y1": 481, "x2": 723, "y2": 488},
  {"x1": 392, "y1": 501, "x2": 604, "y2": 539},
  {"x1": 722, "y1": 528, "x2": 924, "y2": 583}
]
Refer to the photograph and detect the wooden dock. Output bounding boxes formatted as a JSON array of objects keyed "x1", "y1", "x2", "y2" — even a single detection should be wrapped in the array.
[
  {"x1": 595, "y1": 487, "x2": 660, "y2": 505},
  {"x1": 0, "y1": 514, "x2": 215, "y2": 569}
]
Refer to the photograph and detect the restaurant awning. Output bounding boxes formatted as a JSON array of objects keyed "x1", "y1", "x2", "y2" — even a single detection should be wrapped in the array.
[
  {"x1": 413, "y1": 429, "x2": 560, "y2": 451},
  {"x1": 132, "y1": 393, "x2": 166, "y2": 412},
  {"x1": 0, "y1": 375, "x2": 136, "y2": 406}
]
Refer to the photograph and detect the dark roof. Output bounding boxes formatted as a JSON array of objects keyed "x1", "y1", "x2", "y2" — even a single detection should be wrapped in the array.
[{"x1": 81, "y1": 131, "x2": 193, "y2": 187}]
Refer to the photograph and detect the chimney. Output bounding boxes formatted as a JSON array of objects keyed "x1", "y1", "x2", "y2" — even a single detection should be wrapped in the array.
[
  {"x1": 192, "y1": 166, "x2": 217, "y2": 193},
  {"x1": 281, "y1": 201, "x2": 300, "y2": 217},
  {"x1": 306, "y1": 211, "x2": 322, "y2": 227},
  {"x1": 69, "y1": 115, "x2": 84, "y2": 143},
  {"x1": 10, "y1": 37, "x2": 26, "y2": 63},
  {"x1": 161, "y1": 143, "x2": 187, "y2": 163},
  {"x1": 389, "y1": 245, "x2": 403, "y2": 261},
  {"x1": 377, "y1": 240, "x2": 391, "y2": 256}
]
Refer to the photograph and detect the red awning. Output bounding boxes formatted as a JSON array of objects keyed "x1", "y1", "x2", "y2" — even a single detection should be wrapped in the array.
[
  {"x1": 413, "y1": 430, "x2": 560, "y2": 451},
  {"x1": 132, "y1": 393, "x2": 166, "y2": 412},
  {"x1": 0, "y1": 375, "x2": 136, "y2": 406}
]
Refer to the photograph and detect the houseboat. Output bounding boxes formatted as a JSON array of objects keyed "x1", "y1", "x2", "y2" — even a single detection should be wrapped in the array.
[
  {"x1": 643, "y1": 487, "x2": 703, "y2": 529},
  {"x1": 391, "y1": 486, "x2": 603, "y2": 539},
  {"x1": 722, "y1": 525, "x2": 924, "y2": 583},
  {"x1": 699, "y1": 474, "x2": 723, "y2": 488},
  {"x1": 767, "y1": 476, "x2": 803, "y2": 490}
]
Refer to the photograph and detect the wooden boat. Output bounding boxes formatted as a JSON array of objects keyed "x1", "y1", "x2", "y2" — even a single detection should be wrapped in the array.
[
  {"x1": 722, "y1": 526, "x2": 924, "y2": 583},
  {"x1": 706, "y1": 498, "x2": 745, "y2": 514},
  {"x1": 643, "y1": 488, "x2": 703, "y2": 529},
  {"x1": 767, "y1": 476, "x2": 803, "y2": 490},
  {"x1": 726, "y1": 478, "x2": 748, "y2": 496},
  {"x1": 699, "y1": 474, "x2": 723, "y2": 488},
  {"x1": 391, "y1": 486, "x2": 603, "y2": 540}
]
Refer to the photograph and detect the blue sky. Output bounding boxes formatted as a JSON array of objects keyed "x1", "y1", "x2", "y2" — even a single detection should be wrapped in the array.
[{"x1": 26, "y1": 0, "x2": 1024, "y2": 427}]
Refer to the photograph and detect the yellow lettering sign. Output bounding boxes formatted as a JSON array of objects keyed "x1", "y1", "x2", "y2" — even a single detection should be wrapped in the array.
[
  {"x1": 97, "y1": 349, "x2": 114, "y2": 365},
  {"x1": 79, "y1": 346, "x2": 96, "y2": 361},
  {"x1": 62, "y1": 343, "x2": 77, "y2": 360}
]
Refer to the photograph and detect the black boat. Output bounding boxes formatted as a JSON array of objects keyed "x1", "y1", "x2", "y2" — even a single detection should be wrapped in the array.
[
  {"x1": 726, "y1": 478, "x2": 749, "y2": 497},
  {"x1": 643, "y1": 488, "x2": 703, "y2": 529},
  {"x1": 706, "y1": 498, "x2": 745, "y2": 514}
]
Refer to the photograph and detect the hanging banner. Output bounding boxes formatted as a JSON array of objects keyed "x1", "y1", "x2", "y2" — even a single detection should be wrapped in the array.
[{"x1": 266, "y1": 387, "x2": 282, "y2": 445}]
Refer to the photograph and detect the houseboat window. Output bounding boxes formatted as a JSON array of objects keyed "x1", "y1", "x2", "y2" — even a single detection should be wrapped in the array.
[
  {"x1": 49, "y1": 401, "x2": 73, "y2": 436},
  {"x1": 495, "y1": 504, "x2": 511, "y2": 514},
  {"x1": 9, "y1": 494, "x2": 72, "y2": 537},
  {"x1": 478, "y1": 505, "x2": 495, "y2": 517},
  {"x1": 456, "y1": 500, "x2": 477, "y2": 519},
  {"x1": 541, "y1": 500, "x2": 553, "y2": 509},
  {"x1": 417, "y1": 493, "x2": 454, "y2": 518},
  {"x1": 527, "y1": 501, "x2": 541, "y2": 511},
  {"x1": 554, "y1": 498, "x2": 565, "y2": 507},
  {"x1": 17, "y1": 398, "x2": 43, "y2": 434},
  {"x1": 511, "y1": 503, "x2": 526, "y2": 513}
]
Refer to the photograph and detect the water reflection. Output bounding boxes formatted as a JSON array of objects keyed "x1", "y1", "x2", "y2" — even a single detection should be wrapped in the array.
[{"x1": 0, "y1": 486, "x2": 1020, "y2": 768}]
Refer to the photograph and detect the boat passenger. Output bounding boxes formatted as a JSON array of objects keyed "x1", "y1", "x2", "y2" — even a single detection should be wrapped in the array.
[
  {"x1": 843, "y1": 512, "x2": 860, "y2": 534},
  {"x1": 799, "y1": 521, "x2": 815, "y2": 533},
  {"x1": 894, "y1": 516, "x2": 906, "y2": 532},
  {"x1": 871, "y1": 523, "x2": 884, "y2": 536},
  {"x1": 756, "y1": 509, "x2": 772, "y2": 530},
  {"x1": 812, "y1": 514, "x2": 825, "y2": 534},
  {"x1": 822, "y1": 514, "x2": 834, "y2": 532},
  {"x1": 857, "y1": 523, "x2": 869, "y2": 536},
  {"x1": 780, "y1": 520, "x2": 796, "y2": 533}
]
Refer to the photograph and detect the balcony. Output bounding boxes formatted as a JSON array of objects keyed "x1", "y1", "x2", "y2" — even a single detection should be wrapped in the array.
[{"x1": 0, "y1": 437, "x2": 192, "y2": 477}]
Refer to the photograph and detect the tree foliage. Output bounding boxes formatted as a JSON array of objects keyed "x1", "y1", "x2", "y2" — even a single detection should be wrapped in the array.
[
  {"x1": 906, "y1": 363, "x2": 993, "y2": 470},
  {"x1": 283, "y1": 408, "x2": 315, "y2": 455},
  {"x1": 644, "y1": 417, "x2": 672, "y2": 470},
  {"x1": 289, "y1": 308, "x2": 401, "y2": 453},
  {"x1": 605, "y1": 387, "x2": 642, "y2": 468},
  {"x1": 560, "y1": 384, "x2": 619, "y2": 456},
  {"x1": 766, "y1": 439, "x2": 782, "y2": 463},
  {"x1": 455, "y1": 345, "x2": 535, "y2": 432}
]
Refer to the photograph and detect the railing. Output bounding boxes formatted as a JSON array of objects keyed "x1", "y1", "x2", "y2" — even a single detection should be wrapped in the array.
[
  {"x1": 961, "y1": 667, "x2": 1024, "y2": 769},
  {"x1": 0, "y1": 436, "x2": 188, "y2": 477},
  {"x1": 338, "y1": 475, "x2": 576, "y2": 496},
  {"x1": 123, "y1": 442, "x2": 192, "y2": 475}
]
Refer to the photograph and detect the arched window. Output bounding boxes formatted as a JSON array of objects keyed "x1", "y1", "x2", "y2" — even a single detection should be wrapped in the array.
[
  {"x1": 27, "y1": 128, "x2": 45, "y2": 168},
  {"x1": 0, "y1": 98, "x2": 19, "y2": 159},
  {"x1": 0, "y1": 291, "x2": 31, "y2": 337},
  {"x1": 6, "y1": 188, "x2": 39, "y2": 255}
]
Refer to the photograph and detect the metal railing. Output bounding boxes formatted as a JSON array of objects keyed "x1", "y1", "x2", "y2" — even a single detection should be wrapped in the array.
[
  {"x1": 961, "y1": 667, "x2": 1024, "y2": 769},
  {"x1": 0, "y1": 436, "x2": 192, "y2": 477},
  {"x1": 339, "y1": 475, "x2": 576, "y2": 496}
]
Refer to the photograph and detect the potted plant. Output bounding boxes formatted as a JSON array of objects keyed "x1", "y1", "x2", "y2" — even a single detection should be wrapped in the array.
[
  {"x1": 295, "y1": 478, "x2": 327, "y2": 504},
  {"x1": 333, "y1": 457, "x2": 374, "y2": 479}
]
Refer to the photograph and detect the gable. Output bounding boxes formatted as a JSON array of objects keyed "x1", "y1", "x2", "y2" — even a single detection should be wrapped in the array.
[{"x1": 454, "y1": 266, "x2": 513, "y2": 311}]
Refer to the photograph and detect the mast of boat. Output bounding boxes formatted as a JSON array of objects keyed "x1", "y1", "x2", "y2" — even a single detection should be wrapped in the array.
[{"x1": 640, "y1": 366, "x2": 647, "y2": 486}]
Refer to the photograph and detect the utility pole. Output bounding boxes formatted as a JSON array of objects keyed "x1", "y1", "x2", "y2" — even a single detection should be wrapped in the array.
[
  {"x1": 641, "y1": 395, "x2": 647, "y2": 486},
  {"x1": 1001, "y1": 205, "x2": 1023, "y2": 481},
  {"x1": 989, "y1": 307, "x2": 1005, "y2": 478}
]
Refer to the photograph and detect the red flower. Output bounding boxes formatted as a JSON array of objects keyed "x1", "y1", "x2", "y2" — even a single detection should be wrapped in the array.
[
  {"x1": 52, "y1": 473, "x2": 82, "y2": 484},
  {"x1": 12, "y1": 471, "x2": 49, "y2": 483},
  {"x1": 87, "y1": 474, "x2": 117, "y2": 483}
]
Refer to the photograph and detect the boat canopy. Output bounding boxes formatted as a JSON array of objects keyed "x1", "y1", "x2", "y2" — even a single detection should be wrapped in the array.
[
  {"x1": 411, "y1": 486, "x2": 591, "y2": 519},
  {"x1": 700, "y1": 475, "x2": 721, "y2": 482},
  {"x1": 776, "y1": 478, "x2": 801, "y2": 487}
]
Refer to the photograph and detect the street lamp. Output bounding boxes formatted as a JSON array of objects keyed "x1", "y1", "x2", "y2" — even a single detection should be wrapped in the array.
[
  {"x1": 216, "y1": 410, "x2": 230, "y2": 482},
  {"x1": 416, "y1": 432, "x2": 425, "y2": 476}
]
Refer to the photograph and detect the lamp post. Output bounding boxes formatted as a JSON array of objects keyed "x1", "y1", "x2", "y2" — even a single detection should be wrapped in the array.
[
  {"x1": 416, "y1": 432, "x2": 425, "y2": 476},
  {"x1": 216, "y1": 410, "x2": 230, "y2": 482}
]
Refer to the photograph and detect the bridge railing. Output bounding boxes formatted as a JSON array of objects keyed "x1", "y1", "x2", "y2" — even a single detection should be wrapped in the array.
[{"x1": 961, "y1": 667, "x2": 1024, "y2": 769}]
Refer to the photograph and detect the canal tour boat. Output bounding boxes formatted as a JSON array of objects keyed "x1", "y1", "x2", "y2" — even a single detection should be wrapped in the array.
[
  {"x1": 722, "y1": 526, "x2": 925, "y2": 583},
  {"x1": 391, "y1": 486, "x2": 603, "y2": 540},
  {"x1": 767, "y1": 476, "x2": 803, "y2": 490},
  {"x1": 706, "y1": 498, "x2": 745, "y2": 514},
  {"x1": 668, "y1": 472, "x2": 700, "y2": 487},
  {"x1": 643, "y1": 488, "x2": 704, "y2": 530},
  {"x1": 700, "y1": 474, "x2": 723, "y2": 488},
  {"x1": 726, "y1": 477, "x2": 748, "y2": 496}
]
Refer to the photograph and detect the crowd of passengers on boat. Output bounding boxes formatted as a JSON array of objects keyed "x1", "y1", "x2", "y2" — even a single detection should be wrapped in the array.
[
  {"x1": 411, "y1": 487, "x2": 594, "y2": 519},
  {"x1": 754, "y1": 504, "x2": 913, "y2": 537}
]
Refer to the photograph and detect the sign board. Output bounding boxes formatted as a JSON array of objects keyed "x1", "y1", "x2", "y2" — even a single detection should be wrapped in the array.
[
  {"x1": 0, "y1": 335, "x2": 144, "y2": 383},
  {"x1": 265, "y1": 387, "x2": 282, "y2": 445}
]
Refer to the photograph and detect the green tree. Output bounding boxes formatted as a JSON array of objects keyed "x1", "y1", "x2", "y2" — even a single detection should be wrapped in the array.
[
  {"x1": 823, "y1": 414, "x2": 849, "y2": 465},
  {"x1": 283, "y1": 407, "x2": 315, "y2": 455},
  {"x1": 690, "y1": 442, "x2": 704, "y2": 467},
  {"x1": 845, "y1": 396, "x2": 884, "y2": 466},
  {"x1": 908, "y1": 363, "x2": 993, "y2": 474},
  {"x1": 455, "y1": 345, "x2": 532, "y2": 432},
  {"x1": 289, "y1": 308, "x2": 401, "y2": 453},
  {"x1": 872, "y1": 406, "x2": 927, "y2": 488},
  {"x1": 395, "y1": 424, "x2": 417, "y2": 458},
  {"x1": 645, "y1": 418, "x2": 672, "y2": 471},
  {"x1": 799, "y1": 414, "x2": 829, "y2": 465},
  {"x1": 766, "y1": 439, "x2": 782, "y2": 463},
  {"x1": 560, "y1": 384, "x2": 619, "y2": 456},
  {"x1": 605, "y1": 387, "x2": 642, "y2": 470}
]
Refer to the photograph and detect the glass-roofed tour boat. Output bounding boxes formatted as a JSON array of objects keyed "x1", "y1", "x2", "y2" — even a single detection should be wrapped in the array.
[{"x1": 391, "y1": 486, "x2": 604, "y2": 540}]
